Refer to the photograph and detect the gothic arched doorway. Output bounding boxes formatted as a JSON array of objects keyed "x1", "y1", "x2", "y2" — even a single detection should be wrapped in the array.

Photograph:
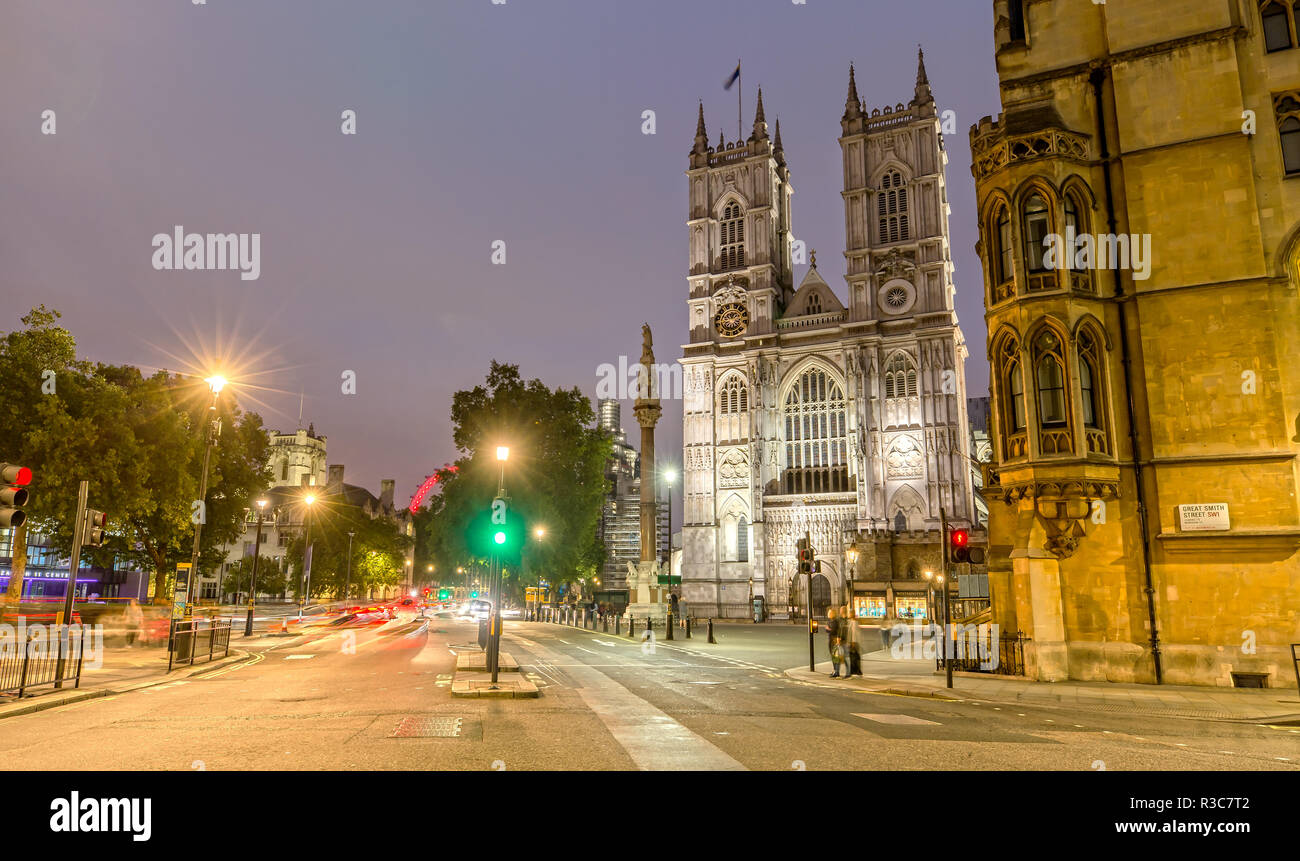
[{"x1": 810, "y1": 574, "x2": 832, "y2": 618}]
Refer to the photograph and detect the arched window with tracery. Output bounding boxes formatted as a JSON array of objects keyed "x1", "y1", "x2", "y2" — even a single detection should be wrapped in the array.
[
  {"x1": 782, "y1": 367, "x2": 849, "y2": 495},
  {"x1": 1077, "y1": 327, "x2": 1110, "y2": 455},
  {"x1": 1262, "y1": 1, "x2": 1299, "y2": 52},
  {"x1": 991, "y1": 205, "x2": 1013, "y2": 299},
  {"x1": 1033, "y1": 328, "x2": 1073, "y2": 454},
  {"x1": 883, "y1": 352, "x2": 920, "y2": 427},
  {"x1": 1276, "y1": 93, "x2": 1300, "y2": 174},
  {"x1": 1022, "y1": 193, "x2": 1051, "y2": 274},
  {"x1": 717, "y1": 374, "x2": 750, "y2": 442},
  {"x1": 997, "y1": 334, "x2": 1028, "y2": 459},
  {"x1": 737, "y1": 515, "x2": 749, "y2": 562},
  {"x1": 1063, "y1": 190, "x2": 1094, "y2": 292},
  {"x1": 721, "y1": 202, "x2": 746, "y2": 271},
  {"x1": 877, "y1": 171, "x2": 910, "y2": 244}
]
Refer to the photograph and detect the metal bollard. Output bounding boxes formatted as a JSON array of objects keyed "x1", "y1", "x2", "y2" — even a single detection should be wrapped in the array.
[
  {"x1": 685, "y1": 616, "x2": 692, "y2": 639},
  {"x1": 602, "y1": 614, "x2": 609, "y2": 633},
  {"x1": 707, "y1": 618, "x2": 716, "y2": 644},
  {"x1": 614, "y1": 614, "x2": 621, "y2": 636},
  {"x1": 666, "y1": 612, "x2": 674, "y2": 640},
  {"x1": 627, "y1": 616, "x2": 636, "y2": 638},
  {"x1": 645, "y1": 616, "x2": 652, "y2": 634}
]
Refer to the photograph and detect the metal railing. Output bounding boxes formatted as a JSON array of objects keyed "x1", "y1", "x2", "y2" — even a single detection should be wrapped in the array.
[
  {"x1": 935, "y1": 627, "x2": 1028, "y2": 676},
  {"x1": 1, "y1": 624, "x2": 95, "y2": 698},
  {"x1": 168, "y1": 618, "x2": 232, "y2": 671}
]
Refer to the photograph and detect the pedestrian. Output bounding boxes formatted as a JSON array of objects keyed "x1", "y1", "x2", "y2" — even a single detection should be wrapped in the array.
[
  {"x1": 844, "y1": 605, "x2": 863, "y2": 676},
  {"x1": 124, "y1": 598, "x2": 144, "y2": 648},
  {"x1": 827, "y1": 607, "x2": 845, "y2": 678}
]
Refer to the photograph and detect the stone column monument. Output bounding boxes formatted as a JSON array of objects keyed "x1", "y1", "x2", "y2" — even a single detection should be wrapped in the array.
[{"x1": 626, "y1": 324, "x2": 668, "y2": 624}]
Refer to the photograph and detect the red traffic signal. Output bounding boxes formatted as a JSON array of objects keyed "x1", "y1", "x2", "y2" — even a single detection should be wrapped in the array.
[
  {"x1": 0, "y1": 463, "x2": 32, "y2": 528},
  {"x1": 950, "y1": 528, "x2": 971, "y2": 563}
]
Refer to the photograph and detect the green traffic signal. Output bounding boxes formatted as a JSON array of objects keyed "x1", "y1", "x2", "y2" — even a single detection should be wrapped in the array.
[{"x1": 494, "y1": 531, "x2": 506, "y2": 545}]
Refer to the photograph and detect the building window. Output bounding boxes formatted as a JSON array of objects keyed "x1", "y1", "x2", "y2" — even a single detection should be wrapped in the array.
[
  {"x1": 995, "y1": 206, "x2": 1013, "y2": 285},
  {"x1": 877, "y1": 171, "x2": 910, "y2": 244},
  {"x1": 1022, "y1": 194, "x2": 1050, "y2": 272},
  {"x1": 806, "y1": 293, "x2": 822, "y2": 314},
  {"x1": 1009, "y1": 360, "x2": 1026, "y2": 431},
  {"x1": 717, "y1": 374, "x2": 750, "y2": 442},
  {"x1": 737, "y1": 515, "x2": 749, "y2": 562},
  {"x1": 1036, "y1": 355, "x2": 1067, "y2": 425},
  {"x1": 1009, "y1": 0, "x2": 1027, "y2": 42},
  {"x1": 1077, "y1": 327, "x2": 1110, "y2": 455},
  {"x1": 721, "y1": 202, "x2": 746, "y2": 271},
  {"x1": 1262, "y1": 1, "x2": 1298, "y2": 52},
  {"x1": 782, "y1": 367, "x2": 849, "y2": 495},
  {"x1": 884, "y1": 353, "x2": 919, "y2": 399},
  {"x1": 280, "y1": 460, "x2": 288, "y2": 481}
]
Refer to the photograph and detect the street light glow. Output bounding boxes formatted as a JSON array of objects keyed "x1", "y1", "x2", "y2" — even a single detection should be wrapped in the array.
[
  {"x1": 535, "y1": 527, "x2": 546, "y2": 538},
  {"x1": 496, "y1": 446, "x2": 509, "y2": 462},
  {"x1": 256, "y1": 498, "x2": 267, "y2": 509},
  {"x1": 664, "y1": 468, "x2": 677, "y2": 484},
  {"x1": 304, "y1": 494, "x2": 316, "y2": 506},
  {"x1": 204, "y1": 375, "x2": 227, "y2": 394}
]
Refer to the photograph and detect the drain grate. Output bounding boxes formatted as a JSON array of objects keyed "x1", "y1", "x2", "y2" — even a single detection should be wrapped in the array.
[{"x1": 390, "y1": 716, "x2": 464, "y2": 738}]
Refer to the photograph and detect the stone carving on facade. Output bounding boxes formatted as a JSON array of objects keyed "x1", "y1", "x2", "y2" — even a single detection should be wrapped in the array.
[
  {"x1": 875, "y1": 248, "x2": 916, "y2": 280},
  {"x1": 713, "y1": 276, "x2": 748, "y2": 306},
  {"x1": 886, "y1": 435, "x2": 924, "y2": 478},
  {"x1": 718, "y1": 448, "x2": 749, "y2": 488}
]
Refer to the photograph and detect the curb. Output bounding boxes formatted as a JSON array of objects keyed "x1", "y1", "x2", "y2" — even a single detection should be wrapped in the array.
[{"x1": 0, "y1": 649, "x2": 255, "y2": 720}]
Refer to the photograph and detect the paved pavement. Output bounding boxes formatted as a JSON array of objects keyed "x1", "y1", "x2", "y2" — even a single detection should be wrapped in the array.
[{"x1": 1, "y1": 614, "x2": 1295, "y2": 770}]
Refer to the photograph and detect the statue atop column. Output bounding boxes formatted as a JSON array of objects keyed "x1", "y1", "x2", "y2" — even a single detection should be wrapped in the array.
[{"x1": 628, "y1": 324, "x2": 668, "y2": 624}]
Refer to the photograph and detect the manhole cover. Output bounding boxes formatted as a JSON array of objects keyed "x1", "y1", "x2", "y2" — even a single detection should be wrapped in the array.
[{"x1": 390, "y1": 716, "x2": 464, "y2": 738}]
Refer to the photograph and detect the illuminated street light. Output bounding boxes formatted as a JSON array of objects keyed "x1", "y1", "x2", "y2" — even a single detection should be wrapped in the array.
[{"x1": 496, "y1": 446, "x2": 509, "y2": 462}]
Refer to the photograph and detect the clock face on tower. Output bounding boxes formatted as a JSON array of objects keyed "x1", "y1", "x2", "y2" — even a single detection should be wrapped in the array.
[{"x1": 714, "y1": 302, "x2": 749, "y2": 338}]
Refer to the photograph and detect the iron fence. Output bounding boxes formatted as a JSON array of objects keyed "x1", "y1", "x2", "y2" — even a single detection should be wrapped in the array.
[
  {"x1": 168, "y1": 618, "x2": 232, "y2": 671},
  {"x1": 0, "y1": 624, "x2": 96, "y2": 698},
  {"x1": 934, "y1": 626, "x2": 1028, "y2": 676}
]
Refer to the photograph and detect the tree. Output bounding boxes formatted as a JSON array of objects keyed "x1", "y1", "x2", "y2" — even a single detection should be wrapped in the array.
[
  {"x1": 222, "y1": 554, "x2": 285, "y2": 599},
  {"x1": 0, "y1": 307, "x2": 273, "y2": 606},
  {"x1": 285, "y1": 501, "x2": 411, "y2": 601},
  {"x1": 422, "y1": 361, "x2": 611, "y2": 601}
]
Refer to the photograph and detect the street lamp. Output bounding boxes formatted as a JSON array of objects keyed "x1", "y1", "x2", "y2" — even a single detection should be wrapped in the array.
[
  {"x1": 845, "y1": 546, "x2": 859, "y2": 615},
  {"x1": 298, "y1": 493, "x2": 315, "y2": 620},
  {"x1": 186, "y1": 374, "x2": 226, "y2": 616},
  {"x1": 923, "y1": 570, "x2": 935, "y2": 627},
  {"x1": 245, "y1": 499, "x2": 267, "y2": 637},
  {"x1": 344, "y1": 530, "x2": 355, "y2": 605},
  {"x1": 662, "y1": 468, "x2": 676, "y2": 570}
]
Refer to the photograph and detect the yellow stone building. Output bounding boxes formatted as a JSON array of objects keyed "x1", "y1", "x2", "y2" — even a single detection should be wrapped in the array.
[{"x1": 970, "y1": 0, "x2": 1300, "y2": 686}]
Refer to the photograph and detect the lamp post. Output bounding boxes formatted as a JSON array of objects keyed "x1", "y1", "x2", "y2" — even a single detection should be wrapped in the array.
[
  {"x1": 662, "y1": 469, "x2": 676, "y2": 570},
  {"x1": 845, "y1": 546, "x2": 858, "y2": 616},
  {"x1": 188, "y1": 375, "x2": 225, "y2": 611},
  {"x1": 923, "y1": 569, "x2": 935, "y2": 627},
  {"x1": 532, "y1": 526, "x2": 546, "y2": 620},
  {"x1": 489, "y1": 445, "x2": 509, "y2": 683},
  {"x1": 343, "y1": 530, "x2": 355, "y2": 605},
  {"x1": 298, "y1": 493, "x2": 315, "y2": 621},
  {"x1": 245, "y1": 499, "x2": 267, "y2": 636}
]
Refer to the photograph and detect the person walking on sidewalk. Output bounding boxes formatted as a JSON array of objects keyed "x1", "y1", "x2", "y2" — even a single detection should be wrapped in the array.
[
  {"x1": 843, "y1": 605, "x2": 863, "y2": 677},
  {"x1": 124, "y1": 598, "x2": 144, "y2": 648},
  {"x1": 827, "y1": 608, "x2": 845, "y2": 678}
]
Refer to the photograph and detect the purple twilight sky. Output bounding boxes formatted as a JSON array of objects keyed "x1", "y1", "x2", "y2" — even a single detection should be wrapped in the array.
[{"x1": 1, "y1": 0, "x2": 998, "y2": 516}]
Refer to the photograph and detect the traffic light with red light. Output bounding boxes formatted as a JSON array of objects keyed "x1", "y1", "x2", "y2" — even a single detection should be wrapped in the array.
[
  {"x1": 82, "y1": 509, "x2": 108, "y2": 547},
  {"x1": 0, "y1": 463, "x2": 32, "y2": 528},
  {"x1": 950, "y1": 527, "x2": 970, "y2": 564},
  {"x1": 796, "y1": 537, "x2": 815, "y2": 575}
]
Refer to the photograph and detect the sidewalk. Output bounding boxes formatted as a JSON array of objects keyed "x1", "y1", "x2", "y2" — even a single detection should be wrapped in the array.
[
  {"x1": 786, "y1": 650, "x2": 1300, "y2": 724},
  {"x1": 0, "y1": 640, "x2": 251, "y2": 720}
]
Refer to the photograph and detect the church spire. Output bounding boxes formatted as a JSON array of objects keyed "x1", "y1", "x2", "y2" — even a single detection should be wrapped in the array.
[
  {"x1": 693, "y1": 100, "x2": 709, "y2": 154},
  {"x1": 912, "y1": 45, "x2": 934, "y2": 107},
  {"x1": 774, "y1": 117, "x2": 785, "y2": 166},
  {"x1": 843, "y1": 63, "x2": 862, "y2": 121},
  {"x1": 750, "y1": 87, "x2": 768, "y2": 142}
]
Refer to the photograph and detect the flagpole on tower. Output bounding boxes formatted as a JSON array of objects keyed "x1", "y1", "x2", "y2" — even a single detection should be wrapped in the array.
[{"x1": 737, "y1": 59, "x2": 742, "y2": 141}]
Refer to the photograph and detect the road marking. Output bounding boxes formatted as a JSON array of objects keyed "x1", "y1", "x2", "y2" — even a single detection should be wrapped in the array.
[
  {"x1": 285, "y1": 655, "x2": 315, "y2": 660},
  {"x1": 519, "y1": 637, "x2": 746, "y2": 771},
  {"x1": 592, "y1": 639, "x2": 618, "y2": 647},
  {"x1": 852, "y1": 713, "x2": 941, "y2": 726},
  {"x1": 575, "y1": 646, "x2": 599, "y2": 655},
  {"x1": 1277, "y1": 757, "x2": 1291, "y2": 762}
]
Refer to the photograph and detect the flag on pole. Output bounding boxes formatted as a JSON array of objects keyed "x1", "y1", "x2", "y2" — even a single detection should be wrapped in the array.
[{"x1": 724, "y1": 62, "x2": 741, "y2": 90}]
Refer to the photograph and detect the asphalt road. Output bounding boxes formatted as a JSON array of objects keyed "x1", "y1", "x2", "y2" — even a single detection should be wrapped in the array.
[{"x1": 1, "y1": 615, "x2": 1295, "y2": 771}]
